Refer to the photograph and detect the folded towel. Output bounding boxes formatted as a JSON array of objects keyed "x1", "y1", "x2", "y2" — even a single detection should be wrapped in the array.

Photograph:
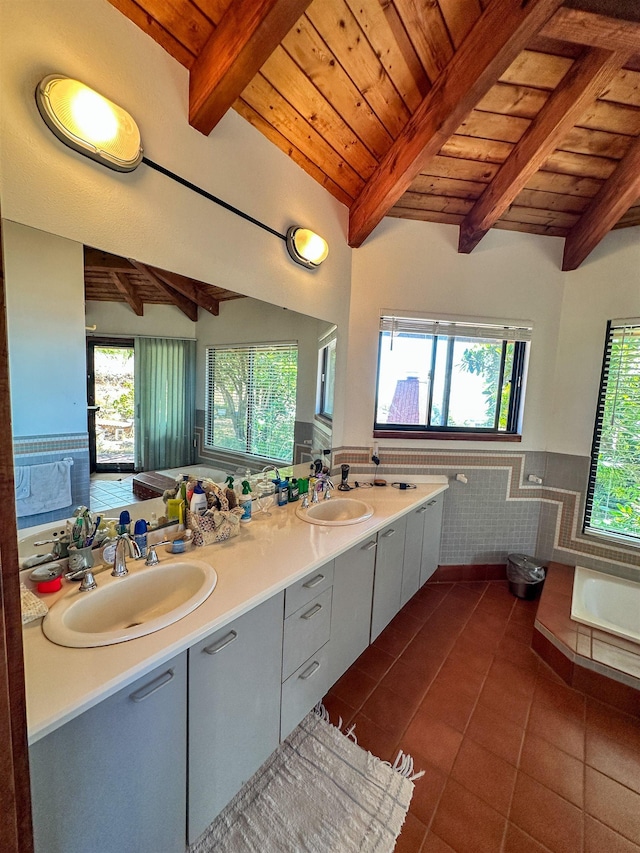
[
  {"x1": 14, "y1": 466, "x2": 31, "y2": 500},
  {"x1": 16, "y1": 458, "x2": 74, "y2": 518},
  {"x1": 20, "y1": 582, "x2": 48, "y2": 624}
]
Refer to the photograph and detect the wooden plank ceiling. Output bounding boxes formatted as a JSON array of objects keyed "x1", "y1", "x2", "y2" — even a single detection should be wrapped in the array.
[
  {"x1": 107, "y1": 0, "x2": 640, "y2": 269},
  {"x1": 84, "y1": 247, "x2": 245, "y2": 320}
]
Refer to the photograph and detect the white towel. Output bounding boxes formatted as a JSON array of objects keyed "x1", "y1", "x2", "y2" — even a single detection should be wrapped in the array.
[
  {"x1": 16, "y1": 458, "x2": 74, "y2": 518},
  {"x1": 14, "y1": 466, "x2": 31, "y2": 500}
]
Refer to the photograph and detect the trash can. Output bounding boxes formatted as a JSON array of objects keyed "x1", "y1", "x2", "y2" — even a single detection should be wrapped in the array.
[{"x1": 506, "y1": 553, "x2": 546, "y2": 600}]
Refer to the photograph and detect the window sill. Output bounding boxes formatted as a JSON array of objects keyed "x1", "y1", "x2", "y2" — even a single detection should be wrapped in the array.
[
  {"x1": 582, "y1": 528, "x2": 640, "y2": 552},
  {"x1": 373, "y1": 430, "x2": 522, "y2": 442}
]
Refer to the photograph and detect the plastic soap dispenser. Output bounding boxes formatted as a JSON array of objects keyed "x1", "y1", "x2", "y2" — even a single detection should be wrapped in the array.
[
  {"x1": 240, "y1": 480, "x2": 253, "y2": 522},
  {"x1": 190, "y1": 480, "x2": 208, "y2": 516}
]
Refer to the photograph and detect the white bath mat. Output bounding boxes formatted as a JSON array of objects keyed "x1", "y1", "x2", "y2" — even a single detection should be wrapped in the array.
[{"x1": 189, "y1": 707, "x2": 419, "y2": 853}]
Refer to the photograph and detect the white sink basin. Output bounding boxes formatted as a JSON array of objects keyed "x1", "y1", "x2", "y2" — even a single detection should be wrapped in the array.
[
  {"x1": 42, "y1": 559, "x2": 217, "y2": 648},
  {"x1": 297, "y1": 498, "x2": 374, "y2": 526}
]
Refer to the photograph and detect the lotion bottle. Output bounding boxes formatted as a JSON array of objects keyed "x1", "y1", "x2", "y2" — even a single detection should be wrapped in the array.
[{"x1": 190, "y1": 480, "x2": 208, "y2": 516}]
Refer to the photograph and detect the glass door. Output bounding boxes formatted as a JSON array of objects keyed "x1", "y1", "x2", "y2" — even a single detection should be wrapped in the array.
[{"x1": 87, "y1": 338, "x2": 135, "y2": 472}]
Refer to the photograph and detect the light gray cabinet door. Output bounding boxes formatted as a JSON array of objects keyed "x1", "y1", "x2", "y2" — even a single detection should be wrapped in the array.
[
  {"x1": 29, "y1": 653, "x2": 187, "y2": 853},
  {"x1": 371, "y1": 515, "x2": 407, "y2": 641},
  {"x1": 328, "y1": 537, "x2": 376, "y2": 688},
  {"x1": 420, "y1": 495, "x2": 444, "y2": 585},
  {"x1": 401, "y1": 503, "x2": 429, "y2": 606},
  {"x1": 188, "y1": 592, "x2": 284, "y2": 844}
]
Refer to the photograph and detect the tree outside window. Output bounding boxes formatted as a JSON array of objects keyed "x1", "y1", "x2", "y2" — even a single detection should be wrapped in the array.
[{"x1": 206, "y1": 343, "x2": 298, "y2": 463}]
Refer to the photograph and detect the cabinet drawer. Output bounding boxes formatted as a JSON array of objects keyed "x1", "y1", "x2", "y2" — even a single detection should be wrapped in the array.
[
  {"x1": 285, "y1": 560, "x2": 334, "y2": 618},
  {"x1": 280, "y1": 642, "x2": 331, "y2": 741},
  {"x1": 282, "y1": 587, "x2": 332, "y2": 680}
]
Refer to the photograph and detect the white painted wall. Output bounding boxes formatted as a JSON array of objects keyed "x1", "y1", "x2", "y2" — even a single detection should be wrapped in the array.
[
  {"x1": 84, "y1": 301, "x2": 197, "y2": 340},
  {"x1": 3, "y1": 221, "x2": 86, "y2": 436},
  {"x1": 0, "y1": 0, "x2": 351, "y2": 442},
  {"x1": 548, "y1": 227, "x2": 640, "y2": 456},
  {"x1": 347, "y1": 219, "x2": 567, "y2": 451}
]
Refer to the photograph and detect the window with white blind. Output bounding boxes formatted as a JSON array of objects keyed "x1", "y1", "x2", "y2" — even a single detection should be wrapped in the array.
[
  {"x1": 584, "y1": 319, "x2": 640, "y2": 544},
  {"x1": 374, "y1": 315, "x2": 531, "y2": 436},
  {"x1": 205, "y1": 343, "x2": 298, "y2": 463}
]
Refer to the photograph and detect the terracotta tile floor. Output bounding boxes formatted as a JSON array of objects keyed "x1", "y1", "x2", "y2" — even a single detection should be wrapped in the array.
[{"x1": 322, "y1": 580, "x2": 640, "y2": 853}]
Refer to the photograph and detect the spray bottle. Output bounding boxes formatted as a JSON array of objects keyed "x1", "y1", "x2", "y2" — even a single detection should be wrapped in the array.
[{"x1": 240, "y1": 480, "x2": 253, "y2": 522}]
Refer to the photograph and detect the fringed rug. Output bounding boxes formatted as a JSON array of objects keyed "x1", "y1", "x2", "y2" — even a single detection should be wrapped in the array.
[{"x1": 189, "y1": 706, "x2": 422, "y2": 853}]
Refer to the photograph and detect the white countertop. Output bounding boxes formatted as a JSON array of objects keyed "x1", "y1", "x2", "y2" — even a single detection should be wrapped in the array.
[{"x1": 22, "y1": 478, "x2": 448, "y2": 744}]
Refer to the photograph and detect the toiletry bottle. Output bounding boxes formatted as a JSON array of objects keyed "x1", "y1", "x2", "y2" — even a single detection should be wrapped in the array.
[
  {"x1": 190, "y1": 480, "x2": 208, "y2": 516},
  {"x1": 288, "y1": 477, "x2": 299, "y2": 502},
  {"x1": 118, "y1": 510, "x2": 131, "y2": 535},
  {"x1": 277, "y1": 478, "x2": 289, "y2": 506},
  {"x1": 133, "y1": 519, "x2": 148, "y2": 557},
  {"x1": 240, "y1": 480, "x2": 253, "y2": 522},
  {"x1": 180, "y1": 475, "x2": 189, "y2": 509},
  {"x1": 166, "y1": 497, "x2": 183, "y2": 523}
]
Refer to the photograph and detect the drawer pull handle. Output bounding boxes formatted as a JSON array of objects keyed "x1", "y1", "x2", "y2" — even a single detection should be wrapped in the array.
[
  {"x1": 427, "y1": 499, "x2": 437, "y2": 506},
  {"x1": 303, "y1": 574, "x2": 325, "y2": 589},
  {"x1": 362, "y1": 540, "x2": 376, "y2": 551},
  {"x1": 301, "y1": 603, "x2": 322, "y2": 620},
  {"x1": 299, "y1": 660, "x2": 321, "y2": 680},
  {"x1": 203, "y1": 630, "x2": 238, "y2": 655},
  {"x1": 130, "y1": 669, "x2": 174, "y2": 703},
  {"x1": 382, "y1": 529, "x2": 395, "y2": 538},
  {"x1": 417, "y1": 506, "x2": 428, "y2": 514}
]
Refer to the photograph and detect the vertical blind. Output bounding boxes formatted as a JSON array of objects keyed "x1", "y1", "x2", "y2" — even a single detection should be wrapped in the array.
[
  {"x1": 134, "y1": 337, "x2": 196, "y2": 471},
  {"x1": 584, "y1": 319, "x2": 640, "y2": 542}
]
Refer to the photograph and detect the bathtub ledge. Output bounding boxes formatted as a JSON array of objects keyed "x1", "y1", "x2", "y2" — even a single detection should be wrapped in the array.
[{"x1": 532, "y1": 563, "x2": 639, "y2": 718}]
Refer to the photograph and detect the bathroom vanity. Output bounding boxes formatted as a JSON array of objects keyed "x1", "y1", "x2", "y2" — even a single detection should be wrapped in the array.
[{"x1": 24, "y1": 479, "x2": 447, "y2": 852}]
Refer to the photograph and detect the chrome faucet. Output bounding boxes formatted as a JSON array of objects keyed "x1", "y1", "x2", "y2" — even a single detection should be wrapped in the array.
[
  {"x1": 262, "y1": 465, "x2": 281, "y2": 481},
  {"x1": 323, "y1": 479, "x2": 334, "y2": 500},
  {"x1": 112, "y1": 534, "x2": 141, "y2": 578}
]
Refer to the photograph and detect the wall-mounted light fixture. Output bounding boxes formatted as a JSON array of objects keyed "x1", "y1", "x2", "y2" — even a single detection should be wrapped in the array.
[
  {"x1": 285, "y1": 227, "x2": 329, "y2": 269},
  {"x1": 35, "y1": 74, "x2": 328, "y2": 268},
  {"x1": 35, "y1": 75, "x2": 143, "y2": 172}
]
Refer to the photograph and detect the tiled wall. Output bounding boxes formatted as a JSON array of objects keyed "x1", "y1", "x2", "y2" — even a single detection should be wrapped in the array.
[
  {"x1": 14, "y1": 434, "x2": 90, "y2": 530},
  {"x1": 333, "y1": 447, "x2": 640, "y2": 581}
]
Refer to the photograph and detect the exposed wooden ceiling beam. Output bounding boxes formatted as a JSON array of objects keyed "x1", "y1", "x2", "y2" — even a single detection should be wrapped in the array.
[
  {"x1": 130, "y1": 262, "x2": 198, "y2": 321},
  {"x1": 109, "y1": 272, "x2": 143, "y2": 316},
  {"x1": 347, "y1": 0, "x2": 564, "y2": 248},
  {"x1": 541, "y1": 7, "x2": 640, "y2": 51},
  {"x1": 148, "y1": 267, "x2": 221, "y2": 317},
  {"x1": 84, "y1": 247, "x2": 136, "y2": 273},
  {"x1": 458, "y1": 47, "x2": 627, "y2": 254},
  {"x1": 189, "y1": 0, "x2": 312, "y2": 135},
  {"x1": 562, "y1": 133, "x2": 640, "y2": 270}
]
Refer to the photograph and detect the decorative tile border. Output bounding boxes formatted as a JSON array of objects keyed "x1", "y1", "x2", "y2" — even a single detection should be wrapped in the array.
[
  {"x1": 333, "y1": 446, "x2": 640, "y2": 573},
  {"x1": 13, "y1": 433, "x2": 88, "y2": 457}
]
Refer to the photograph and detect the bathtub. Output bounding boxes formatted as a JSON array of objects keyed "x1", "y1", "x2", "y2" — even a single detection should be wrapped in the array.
[
  {"x1": 158, "y1": 465, "x2": 228, "y2": 484},
  {"x1": 571, "y1": 566, "x2": 640, "y2": 645}
]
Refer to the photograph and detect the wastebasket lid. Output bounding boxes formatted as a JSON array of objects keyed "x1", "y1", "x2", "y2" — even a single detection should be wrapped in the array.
[{"x1": 508, "y1": 553, "x2": 545, "y2": 570}]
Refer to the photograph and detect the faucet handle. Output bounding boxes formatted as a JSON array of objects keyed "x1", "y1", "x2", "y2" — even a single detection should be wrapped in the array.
[
  {"x1": 65, "y1": 567, "x2": 98, "y2": 591},
  {"x1": 144, "y1": 540, "x2": 171, "y2": 566}
]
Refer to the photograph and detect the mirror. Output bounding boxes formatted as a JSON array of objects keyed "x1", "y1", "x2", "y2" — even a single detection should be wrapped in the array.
[{"x1": 3, "y1": 221, "x2": 335, "y2": 533}]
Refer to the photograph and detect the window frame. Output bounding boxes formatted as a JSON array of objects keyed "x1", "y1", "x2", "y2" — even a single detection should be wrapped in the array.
[
  {"x1": 373, "y1": 315, "x2": 530, "y2": 440},
  {"x1": 583, "y1": 319, "x2": 640, "y2": 546},
  {"x1": 316, "y1": 333, "x2": 336, "y2": 423},
  {"x1": 205, "y1": 341, "x2": 298, "y2": 464}
]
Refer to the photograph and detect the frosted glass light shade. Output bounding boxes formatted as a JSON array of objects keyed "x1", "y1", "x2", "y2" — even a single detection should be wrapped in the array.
[
  {"x1": 36, "y1": 75, "x2": 143, "y2": 172},
  {"x1": 286, "y1": 227, "x2": 329, "y2": 269}
]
